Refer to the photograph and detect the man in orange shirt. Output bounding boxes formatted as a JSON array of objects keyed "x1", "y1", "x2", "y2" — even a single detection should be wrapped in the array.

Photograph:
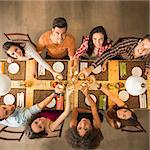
[{"x1": 37, "y1": 17, "x2": 75, "y2": 66}]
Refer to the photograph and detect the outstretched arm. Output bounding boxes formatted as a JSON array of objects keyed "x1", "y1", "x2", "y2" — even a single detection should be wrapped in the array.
[
  {"x1": 98, "y1": 84, "x2": 125, "y2": 107},
  {"x1": 50, "y1": 87, "x2": 73, "y2": 131},
  {"x1": 81, "y1": 84, "x2": 102, "y2": 129},
  {"x1": 37, "y1": 92, "x2": 56, "y2": 109},
  {"x1": 26, "y1": 42, "x2": 63, "y2": 80},
  {"x1": 37, "y1": 83, "x2": 65, "y2": 109},
  {"x1": 80, "y1": 43, "x2": 120, "y2": 77}
]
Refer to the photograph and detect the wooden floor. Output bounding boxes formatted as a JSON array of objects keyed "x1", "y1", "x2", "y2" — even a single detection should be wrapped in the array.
[{"x1": 0, "y1": 110, "x2": 149, "y2": 150}]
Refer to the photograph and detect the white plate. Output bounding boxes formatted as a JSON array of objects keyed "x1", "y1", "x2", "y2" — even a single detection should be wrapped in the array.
[
  {"x1": 131, "y1": 67, "x2": 142, "y2": 76},
  {"x1": 47, "y1": 98, "x2": 56, "y2": 108},
  {"x1": 3, "y1": 94, "x2": 15, "y2": 105},
  {"x1": 8, "y1": 63, "x2": 19, "y2": 74},
  {"x1": 92, "y1": 65, "x2": 102, "y2": 74},
  {"x1": 118, "y1": 90, "x2": 129, "y2": 102},
  {"x1": 85, "y1": 94, "x2": 97, "y2": 106},
  {"x1": 53, "y1": 62, "x2": 64, "y2": 73}
]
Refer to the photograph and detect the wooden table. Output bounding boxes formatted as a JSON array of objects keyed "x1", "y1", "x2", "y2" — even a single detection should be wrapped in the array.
[
  {"x1": 0, "y1": 59, "x2": 150, "y2": 110},
  {"x1": 74, "y1": 60, "x2": 149, "y2": 110}
]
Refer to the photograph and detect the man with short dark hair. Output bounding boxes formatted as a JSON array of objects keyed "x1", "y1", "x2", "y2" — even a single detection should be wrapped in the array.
[{"x1": 37, "y1": 17, "x2": 75, "y2": 65}]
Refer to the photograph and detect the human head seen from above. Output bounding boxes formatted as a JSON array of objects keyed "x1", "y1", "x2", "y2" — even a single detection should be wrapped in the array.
[
  {"x1": 51, "y1": 17, "x2": 68, "y2": 44},
  {"x1": 77, "y1": 118, "x2": 93, "y2": 137},
  {"x1": 134, "y1": 34, "x2": 150, "y2": 58},
  {"x1": 3, "y1": 42, "x2": 25, "y2": 59}
]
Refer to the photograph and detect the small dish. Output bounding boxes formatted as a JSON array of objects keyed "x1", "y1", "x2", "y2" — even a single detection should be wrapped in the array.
[
  {"x1": 53, "y1": 62, "x2": 64, "y2": 73},
  {"x1": 85, "y1": 94, "x2": 97, "y2": 106},
  {"x1": 3, "y1": 94, "x2": 15, "y2": 105},
  {"x1": 131, "y1": 67, "x2": 142, "y2": 76},
  {"x1": 8, "y1": 63, "x2": 20, "y2": 74},
  {"x1": 92, "y1": 65, "x2": 102, "y2": 74},
  {"x1": 118, "y1": 90, "x2": 129, "y2": 102},
  {"x1": 47, "y1": 98, "x2": 56, "y2": 108}
]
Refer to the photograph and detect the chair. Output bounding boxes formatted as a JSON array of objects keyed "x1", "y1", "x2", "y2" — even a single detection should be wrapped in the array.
[
  {"x1": 0, "y1": 125, "x2": 25, "y2": 141},
  {"x1": 4, "y1": 33, "x2": 36, "y2": 47},
  {"x1": 121, "y1": 120, "x2": 146, "y2": 133}
]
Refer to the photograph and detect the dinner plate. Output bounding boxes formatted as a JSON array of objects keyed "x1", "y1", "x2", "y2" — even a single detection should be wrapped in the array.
[
  {"x1": 3, "y1": 94, "x2": 15, "y2": 105},
  {"x1": 53, "y1": 62, "x2": 64, "y2": 73},
  {"x1": 118, "y1": 90, "x2": 129, "y2": 101},
  {"x1": 8, "y1": 63, "x2": 20, "y2": 74},
  {"x1": 131, "y1": 67, "x2": 142, "y2": 76},
  {"x1": 85, "y1": 94, "x2": 97, "y2": 106},
  {"x1": 92, "y1": 65, "x2": 102, "y2": 74},
  {"x1": 47, "y1": 98, "x2": 56, "y2": 108}
]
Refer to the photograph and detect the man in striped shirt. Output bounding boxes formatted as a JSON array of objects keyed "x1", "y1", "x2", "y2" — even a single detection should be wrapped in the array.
[{"x1": 81, "y1": 35, "x2": 150, "y2": 76}]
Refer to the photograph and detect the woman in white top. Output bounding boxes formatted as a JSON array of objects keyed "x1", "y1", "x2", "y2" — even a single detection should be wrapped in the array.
[{"x1": 2, "y1": 41, "x2": 62, "y2": 79}]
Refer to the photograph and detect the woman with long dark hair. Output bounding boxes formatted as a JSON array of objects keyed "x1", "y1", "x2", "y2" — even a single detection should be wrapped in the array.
[
  {"x1": 74, "y1": 26, "x2": 112, "y2": 60},
  {"x1": 98, "y1": 84, "x2": 146, "y2": 132},
  {"x1": 2, "y1": 41, "x2": 62, "y2": 79},
  {"x1": 25, "y1": 84, "x2": 73, "y2": 139}
]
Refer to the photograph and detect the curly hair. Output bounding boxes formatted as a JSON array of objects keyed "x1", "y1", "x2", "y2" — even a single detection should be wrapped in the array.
[
  {"x1": 25, "y1": 113, "x2": 48, "y2": 139},
  {"x1": 2, "y1": 41, "x2": 25, "y2": 58},
  {"x1": 65, "y1": 127, "x2": 103, "y2": 149},
  {"x1": 87, "y1": 26, "x2": 110, "y2": 56}
]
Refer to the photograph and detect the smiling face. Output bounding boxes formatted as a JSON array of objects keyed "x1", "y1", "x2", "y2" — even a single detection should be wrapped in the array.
[
  {"x1": 92, "y1": 32, "x2": 104, "y2": 48},
  {"x1": 134, "y1": 38, "x2": 150, "y2": 57},
  {"x1": 52, "y1": 27, "x2": 67, "y2": 44},
  {"x1": 77, "y1": 118, "x2": 92, "y2": 137},
  {"x1": 116, "y1": 108, "x2": 132, "y2": 120},
  {"x1": 0, "y1": 105, "x2": 15, "y2": 120},
  {"x1": 31, "y1": 117, "x2": 46, "y2": 133},
  {"x1": 7, "y1": 45, "x2": 23, "y2": 59}
]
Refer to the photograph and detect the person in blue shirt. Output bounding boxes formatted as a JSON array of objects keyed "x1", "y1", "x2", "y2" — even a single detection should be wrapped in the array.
[{"x1": 0, "y1": 83, "x2": 63, "y2": 127}]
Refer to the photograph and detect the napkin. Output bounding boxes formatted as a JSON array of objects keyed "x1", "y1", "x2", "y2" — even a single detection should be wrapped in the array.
[
  {"x1": 120, "y1": 62, "x2": 127, "y2": 78},
  {"x1": 17, "y1": 92, "x2": 24, "y2": 108},
  {"x1": 139, "y1": 93, "x2": 147, "y2": 108},
  {"x1": 20, "y1": 92, "x2": 24, "y2": 108},
  {"x1": 38, "y1": 64, "x2": 45, "y2": 76},
  {"x1": 17, "y1": 93, "x2": 20, "y2": 107},
  {"x1": 80, "y1": 62, "x2": 88, "y2": 71},
  {"x1": 99, "y1": 95, "x2": 107, "y2": 110}
]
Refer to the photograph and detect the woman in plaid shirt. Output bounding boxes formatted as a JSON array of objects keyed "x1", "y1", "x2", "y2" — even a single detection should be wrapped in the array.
[
  {"x1": 81, "y1": 34, "x2": 150, "y2": 76},
  {"x1": 74, "y1": 26, "x2": 112, "y2": 60}
]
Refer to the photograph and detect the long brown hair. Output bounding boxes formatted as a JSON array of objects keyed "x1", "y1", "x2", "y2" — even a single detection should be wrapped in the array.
[
  {"x1": 3, "y1": 41, "x2": 26, "y2": 58},
  {"x1": 105, "y1": 106, "x2": 146, "y2": 132}
]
